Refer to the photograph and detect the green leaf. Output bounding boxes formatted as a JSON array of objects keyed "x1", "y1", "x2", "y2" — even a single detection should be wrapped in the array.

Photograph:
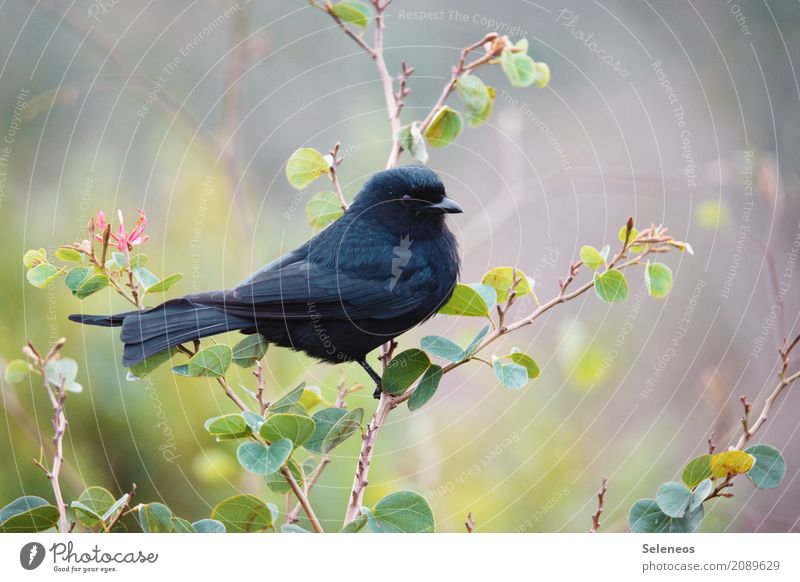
[
  {"x1": 130, "y1": 254, "x2": 148, "y2": 268},
  {"x1": 299, "y1": 386, "x2": 323, "y2": 412},
  {"x1": 237, "y1": 441, "x2": 271, "y2": 474},
  {"x1": 628, "y1": 499, "x2": 703, "y2": 533},
  {"x1": 192, "y1": 518, "x2": 225, "y2": 533},
  {"x1": 5, "y1": 359, "x2": 31, "y2": 384},
  {"x1": 469, "y1": 283, "x2": 499, "y2": 311},
  {"x1": 260, "y1": 413, "x2": 316, "y2": 447},
  {"x1": 745, "y1": 444, "x2": 786, "y2": 490},
  {"x1": 580, "y1": 245, "x2": 606, "y2": 270},
  {"x1": 456, "y1": 74, "x2": 490, "y2": 116},
  {"x1": 264, "y1": 458, "x2": 304, "y2": 494},
  {"x1": 501, "y1": 49, "x2": 537, "y2": 87},
  {"x1": 481, "y1": 266, "x2": 531, "y2": 302},
  {"x1": 340, "y1": 512, "x2": 369, "y2": 533},
  {"x1": 26, "y1": 263, "x2": 61, "y2": 288},
  {"x1": 306, "y1": 191, "x2": 344, "y2": 228},
  {"x1": 138, "y1": 502, "x2": 173, "y2": 533},
  {"x1": 594, "y1": 269, "x2": 628, "y2": 303},
  {"x1": 129, "y1": 348, "x2": 177, "y2": 379},
  {"x1": 203, "y1": 414, "x2": 251, "y2": 439},
  {"x1": 211, "y1": 494, "x2": 273, "y2": 533},
  {"x1": 281, "y1": 523, "x2": 311, "y2": 533},
  {"x1": 424, "y1": 106, "x2": 462, "y2": 148},
  {"x1": 396, "y1": 122, "x2": 428, "y2": 163},
  {"x1": 286, "y1": 147, "x2": 330, "y2": 190},
  {"x1": 368, "y1": 491, "x2": 435, "y2": 533},
  {"x1": 133, "y1": 266, "x2": 160, "y2": 291},
  {"x1": 23, "y1": 248, "x2": 47, "y2": 269},
  {"x1": 44, "y1": 358, "x2": 82, "y2": 393},
  {"x1": 655, "y1": 482, "x2": 692, "y2": 518},
  {"x1": 75, "y1": 273, "x2": 109, "y2": 299},
  {"x1": 689, "y1": 479, "x2": 713, "y2": 512},
  {"x1": 72, "y1": 486, "x2": 115, "y2": 529},
  {"x1": 462, "y1": 325, "x2": 490, "y2": 359},
  {"x1": 100, "y1": 494, "x2": 129, "y2": 522},
  {"x1": 534, "y1": 62, "x2": 551, "y2": 88},
  {"x1": 111, "y1": 252, "x2": 127, "y2": 268},
  {"x1": 146, "y1": 273, "x2": 183, "y2": 294},
  {"x1": 466, "y1": 85, "x2": 495, "y2": 128},
  {"x1": 421, "y1": 335, "x2": 465, "y2": 363},
  {"x1": 188, "y1": 345, "x2": 233, "y2": 377},
  {"x1": 438, "y1": 283, "x2": 490, "y2": 317},
  {"x1": 304, "y1": 407, "x2": 346, "y2": 454},
  {"x1": 321, "y1": 407, "x2": 364, "y2": 453},
  {"x1": 382, "y1": 349, "x2": 431, "y2": 395},
  {"x1": 266, "y1": 438, "x2": 293, "y2": 474},
  {"x1": 408, "y1": 365, "x2": 443, "y2": 411},
  {"x1": 231, "y1": 334, "x2": 268, "y2": 368},
  {"x1": 65, "y1": 266, "x2": 91, "y2": 292},
  {"x1": 242, "y1": 410, "x2": 265, "y2": 432},
  {"x1": 170, "y1": 517, "x2": 194, "y2": 533},
  {"x1": 506, "y1": 348, "x2": 540, "y2": 379},
  {"x1": 270, "y1": 383, "x2": 306, "y2": 413},
  {"x1": 645, "y1": 262, "x2": 673, "y2": 299},
  {"x1": 618, "y1": 225, "x2": 644, "y2": 252},
  {"x1": 0, "y1": 496, "x2": 60, "y2": 533},
  {"x1": 492, "y1": 355, "x2": 528, "y2": 389},
  {"x1": 331, "y1": 0, "x2": 372, "y2": 29},
  {"x1": 681, "y1": 454, "x2": 712, "y2": 488},
  {"x1": 710, "y1": 450, "x2": 755, "y2": 478},
  {"x1": 55, "y1": 247, "x2": 82, "y2": 262}
]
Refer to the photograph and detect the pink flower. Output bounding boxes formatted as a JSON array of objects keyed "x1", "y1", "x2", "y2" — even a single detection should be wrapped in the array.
[
  {"x1": 93, "y1": 209, "x2": 149, "y2": 251},
  {"x1": 94, "y1": 210, "x2": 108, "y2": 242}
]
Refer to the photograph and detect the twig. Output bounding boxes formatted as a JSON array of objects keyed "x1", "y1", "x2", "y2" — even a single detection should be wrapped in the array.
[
  {"x1": 103, "y1": 483, "x2": 136, "y2": 533},
  {"x1": 707, "y1": 433, "x2": 716, "y2": 455},
  {"x1": 253, "y1": 361, "x2": 269, "y2": 415},
  {"x1": 465, "y1": 512, "x2": 476, "y2": 533},
  {"x1": 328, "y1": 143, "x2": 348, "y2": 211},
  {"x1": 281, "y1": 466, "x2": 324, "y2": 533},
  {"x1": 590, "y1": 477, "x2": 608, "y2": 533}
]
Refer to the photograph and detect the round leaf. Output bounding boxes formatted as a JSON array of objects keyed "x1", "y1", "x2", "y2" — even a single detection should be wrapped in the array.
[
  {"x1": 75, "y1": 273, "x2": 110, "y2": 298},
  {"x1": 0, "y1": 496, "x2": 60, "y2": 533},
  {"x1": 65, "y1": 266, "x2": 91, "y2": 292},
  {"x1": 259, "y1": 413, "x2": 316, "y2": 447},
  {"x1": 211, "y1": 494, "x2": 272, "y2": 532},
  {"x1": 146, "y1": 273, "x2": 183, "y2": 294},
  {"x1": 424, "y1": 106, "x2": 462, "y2": 148},
  {"x1": 501, "y1": 49, "x2": 537, "y2": 87},
  {"x1": 534, "y1": 62, "x2": 551, "y2": 88},
  {"x1": 655, "y1": 482, "x2": 692, "y2": 518},
  {"x1": 628, "y1": 498, "x2": 703, "y2": 533},
  {"x1": 55, "y1": 247, "x2": 82, "y2": 263},
  {"x1": 72, "y1": 486, "x2": 115, "y2": 529},
  {"x1": 421, "y1": 335, "x2": 465, "y2": 363},
  {"x1": 710, "y1": 450, "x2": 755, "y2": 478},
  {"x1": 681, "y1": 454, "x2": 712, "y2": 488},
  {"x1": 745, "y1": 444, "x2": 786, "y2": 490},
  {"x1": 264, "y1": 458, "x2": 304, "y2": 494},
  {"x1": 5, "y1": 359, "x2": 31, "y2": 384},
  {"x1": 438, "y1": 283, "x2": 490, "y2": 317},
  {"x1": 187, "y1": 345, "x2": 232, "y2": 377},
  {"x1": 231, "y1": 334, "x2": 269, "y2": 368},
  {"x1": 306, "y1": 191, "x2": 344, "y2": 228},
  {"x1": 266, "y1": 438, "x2": 293, "y2": 474},
  {"x1": 645, "y1": 262, "x2": 673, "y2": 299},
  {"x1": 304, "y1": 407, "x2": 347, "y2": 454},
  {"x1": 481, "y1": 267, "x2": 531, "y2": 302},
  {"x1": 331, "y1": 0, "x2": 372, "y2": 29},
  {"x1": 203, "y1": 414, "x2": 250, "y2": 439},
  {"x1": 456, "y1": 74, "x2": 490, "y2": 115},
  {"x1": 321, "y1": 407, "x2": 364, "y2": 453},
  {"x1": 237, "y1": 441, "x2": 270, "y2": 474},
  {"x1": 580, "y1": 245, "x2": 606, "y2": 270},
  {"x1": 382, "y1": 349, "x2": 431, "y2": 394},
  {"x1": 129, "y1": 347, "x2": 177, "y2": 379},
  {"x1": 506, "y1": 348, "x2": 540, "y2": 379},
  {"x1": 466, "y1": 85, "x2": 495, "y2": 128},
  {"x1": 369, "y1": 491, "x2": 435, "y2": 533},
  {"x1": 396, "y1": 122, "x2": 429, "y2": 163},
  {"x1": 286, "y1": 147, "x2": 330, "y2": 190},
  {"x1": 26, "y1": 264, "x2": 61, "y2": 288},
  {"x1": 191, "y1": 518, "x2": 226, "y2": 533},
  {"x1": 689, "y1": 479, "x2": 713, "y2": 512},
  {"x1": 138, "y1": 502, "x2": 173, "y2": 533},
  {"x1": 492, "y1": 355, "x2": 529, "y2": 389},
  {"x1": 594, "y1": 269, "x2": 628, "y2": 303},
  {"x1": 408, "y1": 365, "x2": 443, "y2": 411}
]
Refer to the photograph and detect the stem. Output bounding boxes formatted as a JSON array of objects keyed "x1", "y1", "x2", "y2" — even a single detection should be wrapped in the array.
[
  {"x1": 281, "y1": 466, "x2": 324, "y2": 533},
  {"x1": 590, "y1": 477, "x2": 608, "y2": 533}
]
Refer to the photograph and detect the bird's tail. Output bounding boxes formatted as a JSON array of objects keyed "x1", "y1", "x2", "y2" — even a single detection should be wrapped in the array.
[{"x1": 69, "y1": 298, "x2": 252, "y2": 367}]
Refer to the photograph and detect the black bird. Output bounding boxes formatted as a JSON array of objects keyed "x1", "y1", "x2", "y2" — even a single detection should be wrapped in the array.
[{"x1": 70, "y1": 166, "x2": 462, "y2": 394}]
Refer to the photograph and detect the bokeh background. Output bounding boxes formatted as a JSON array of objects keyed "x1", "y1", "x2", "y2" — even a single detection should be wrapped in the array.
[{"x1": 1, "y1": 0, "x2": 799, "y2": 533}]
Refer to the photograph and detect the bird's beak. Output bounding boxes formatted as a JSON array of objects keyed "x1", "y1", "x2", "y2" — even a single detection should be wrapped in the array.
[{"x1": 423, "y1": 196, "x2": 463, "y2": 214}]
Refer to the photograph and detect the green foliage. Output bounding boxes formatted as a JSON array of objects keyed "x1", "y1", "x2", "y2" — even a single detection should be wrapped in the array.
[
  {"x1": 382, "y1": 349, "x2": 430, "y2": 394},
  {"x1": 264, "y1": 458, "x2": 304, "y2": 494},
  {"x1": 407, "y1": 365, "x2": 443, "y2": 411},
  {"x1": 682, "y1": 455, "x2": 712, "y2": 488},
  {"x1": 0, "y1": 496, "x2": 60, "y2": 533},
  {"x1": 745, "y1": 444, "x2": 786, "y2": 490},
  {"x1": 366, "y1": 491, "x2": 435, "y2": 533},
  {"x1": 71, "y1": 486, "x2": 116, "y2": 529},
  {"x1": 65, "y1": 266, "x2": 91, "y2": 292},
  {"x1": 655, "y1": 482, "x2": 693, "y2": 518},
  {"x1": 137, "y1": 502, "x2": 173, "y2": 533},
  {"x1": 266, "y1": 438, "x2": 294, "y2": 473},
  {"x1": 580, "y1": 245, "x2": 608, "y2": 270},
  {"x1": 286, "y1": 147, "x2": 330, "y2": 190},
  {"x1": 594, "y1": 269, "x2": 628, "y2": 303},
  {"x1": 187, "y1": 345, "x2": 233, "y2": 377},
  {"x1": 203, "y1": 414, "x2": 251, "y2": 440},
  {"x1": 421, "y1": 335, "x2": 465, "y2": 363},
  {"x1": 44, "y1": 358, "x2": 82, "y2": 393},
  {"x1": 191, "y1": 519, "x2": 226, "y2": 533},
  {"x1": 146, "y1": 273, "x2": 183, "y2": 294},
  {"x1": 260, "y1": 413, "x2": 316, "y2": 447},
  {"x1": 133, "y1": 266, "x2": 160, "y2": 290},
  {"x1": 506, "y1": 348, "x2": 540, "y2": 379},
  {"x1": 231, "y1": 334, "x2": 268, "y2": 368},
  {"x1": 27, "y1": 263, "x2": 61, "y2": 288},
  {"x1": 438, "y1": 283, "x2": 491, "y2": 317},
  {"x1": 22, "y1": 248, "x2": 47, "y2": 269},
  {"x1": 481, "y1": 266, "x2": 531, "y2": 302},
  {"x1": 690, "y1": 479, "x2": 713, "y2": 511},
  {"x1": 306, "y1": 191, "x2": 344, "y2": 228},
  {"x1": 319, "y1": 407, "x2": 364, "y2": 453},
  {"x1": 645, "y1": 262, "x2": 673, "y2": 299},
  {"x1": 492, "y1": 355, "x2": 528, "y2": 389},
  {"x1": 130, "y1": 348, "x2": 177, "y2": 379},
  {"x1": 237, "y1": 441, "x2": 272, "y2": 475},
  {"x1": 55, "y1": 247, "x2": 82, "y2": 262},
  {"x1": 396, "y1": 123, "x2": 428, "y2": 163},
  {"x1": 456, "y1": 74, "x2": 495, "y2": 128},
  {"x1": 331, "y1": 0, "x2": 372, "y2": 30},
  {"x1": 424, "y1": 106, "x2": 462, "y2": 148},
  {"x1": 75, "y1": 273, "x2": 109, "y2": 298},
  {"x1": 629, "y1": 498, "x2": 703, "y2": 533},
  {"x1": 4, "y1": 359, "x2": 32, "y2": 384},
  {"x1": 211, "y1": 494, "x2": 273, "y2": 532},
  {"x1": 270, "y1": 383, "x2": 307, "y2": 413}
]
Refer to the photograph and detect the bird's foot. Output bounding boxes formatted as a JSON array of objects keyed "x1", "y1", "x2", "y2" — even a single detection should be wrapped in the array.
[{"x1": 357, "y1": 359, "x2": 384, "y2": 400}]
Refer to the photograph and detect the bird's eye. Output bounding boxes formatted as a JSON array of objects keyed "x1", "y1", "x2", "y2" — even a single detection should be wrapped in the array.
[{"x1": 401, "y1": 194, "x2": 413, "y2": 207}]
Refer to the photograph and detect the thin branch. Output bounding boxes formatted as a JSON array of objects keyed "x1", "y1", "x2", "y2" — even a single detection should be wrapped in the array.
[
  {"x1": 281, "y1": 466, "x2": 324, "y2": 533},
  {"x1": 103, "y1": 483, "x2": 136, "y2": 533},
  {"x1": 328, "y1": 143, "x2": 348, "y2": 211},
  {"x1": 465, "y1": 512, "x2": 476, "y2": 533},
  {"x1": 590, "y1": 477, "x2": 608, "y2": 533},
  {"x1": 253, "y1": 361, "x2": 269, "y2": 415}
]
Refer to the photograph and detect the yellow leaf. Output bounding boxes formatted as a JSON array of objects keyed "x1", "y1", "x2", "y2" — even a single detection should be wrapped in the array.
[{"x1": 710, "y1": 450, "x2": 754, "y2": 478}]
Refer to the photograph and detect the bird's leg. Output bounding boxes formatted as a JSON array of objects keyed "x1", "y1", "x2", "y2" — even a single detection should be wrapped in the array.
[{"x1": 357, "y1": 359, "x2": 383, "y2": 399}]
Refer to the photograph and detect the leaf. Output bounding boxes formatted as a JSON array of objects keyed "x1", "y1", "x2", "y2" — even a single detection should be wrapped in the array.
[
  {"x1": 100, "y1": 494, "x2": 129, "y2": 522},
  {"x1": 0, "y1": 496, "x2": 60, "y2": 533},
  {"x1": 331, "y1": 0, "x2": 372, "y2": 30},
  {"x1": 133, "y1": 267, "x2": 160, "y2": 291},
  {"x1": 466, "y1": 85, "x2": 495, "y2": 128},
  {"x1": 321, "y1": 407, "x2": 364, "y2": 453},
  {"x1": 190, "y1": 518, "x2": 225, "y2": 533},
  {"x1": 306, "y1": 191, "x2": 344, "y2": 229},
  {"x1": 266, "y1": 438, "x2": 293, "y2": 474},
  {"x1": 492, "y1": 355, "x2": 529, "y2": 389},
  {"x1": 203, "y1": 414, "x2": 251, "y2": 439},
  {"x1": 468, "y1": 283, "x2": 499, "y2": 311},
  {"x1": 408, "y1": 365, "x2": 443, "y2": 411},
  {"x1": 5, "y1": 359, "x2": 31, "y2": 384},
  {"x1": 170, "y1": 517, "x2": 194, "y2": 533},
  {"x1": 111, "y1": 252, "x2": 127, "y2": 268},
  {"x1": 368, "y1": 491, "x2": 435, "y2": 533},
  {"x1": 44, "y1": 358, "x2": 82, "y2": 393},
  {"x1": 231, "y1": 334, "x2": 269, "y2": 368},
  {"x1": 299, "y1": 386, "x2": 323, "y2": 412},
  {"x1": 270, "y1": 383, "x2": 306, "y2": 413},
  {"x1": 645, "y1": 262, "x2": 673, "y2": 299},
  {"x1": 580, "y1": 245, "x2": 606, "y2": 270},
  {"x1": 382, "y1": 349, "x2": 431, "y2": 395},
  {"x1": 304, "y1": 407, "x2": 346, "y2": 454},
  {"x1": 64, "y1": 266, "x2": 91, "y2": 292},
  {"x1": 138, "y1": 502, "x2": 173, "y2": 533},
  {"x1": 689, "y1": 479, "x2": 713, "y2": 512},
  {"x1": 534, "y1": 62, "x2": 551, "y2": 88},
  {"x1": 682, "y1": 455, "x2": 712, "y2": 488},
  {"x1": 264, "y1": 458, "x2": 304, "y2": 494},
  {"x1": 340, "y1": 512, "x2": 369, "y2": 533},
  {"x1": 281, "y1": 523, "x2": 311, "y2": 533},
  {"x1": 187, "y1": 345, "x2": 233, "y2": 377},
  {"x1": 710, "y1": 450, "x2": 755, "y2": 478},
  {"x1": 260, "y1": 413, "x2": 316, "y2": 447},
  {"x1": 286, "y1": 147, "x2": 330, "y2": 190},
  {"x1": 594, "y1": 269, "x2": 628, "y2": 303},
  {"x1": 424, "y1": 106, "x2": 462, "y2": 148},
  {"x1": 211, "y1": 494, "x2": 273, "y2": 533},
  {"x1": 75, "y1": 273, "x2": 109, "y2": 299},
  {"x1": 501, "y1": 49, "x2": 537, "y2": 87},
  {"x1": 242, "y1": 410, "x2": 265, "y2": 432},
  {"x1": 129, "y1": 348, "x2": 177, "y2": 379},
  {"x1": 55, "y1": 247, "x2": 82, "y2": 262},
  {"x1": 628, "y1": 499, "x2": 703, "y2": 533},
  {"x1": 22, "y1": 248, "x2": 47, "y2": 268},
  {"x1": 396, "y1": 122, "x2": 429, "y2": 163},
  {"x1": 72, "y1": 486, "x2": 115, "y2": 529},
  {"x1": 462, "y1": 325, "x2": 490, "y2": 359},
  {"x1": 146, "y1": 273, "x2": 183, "y2": 294},
  {"x1": 481, "y1": 267, "x2": 531, "y2": 302},
  {"x1": 618, "y1": 225, "x2": 644, "y2": 252},
  {"x1": 655, "y1": 482, "x2": 692, "y2": 518},
  {"x1": 506, "y1": 348, "x2": 540, "y2": 379},
  {"x1": 438, "y1": 283, "x2": 490, "y2": 317},
  {"x1": 130, "y1": 254, "x2": 148, "y2": 268},
  {"x1": 745, "y1": 444, "x2": 786, "y2": 490},
  {"x1": 26, "y1": 263, "x2": 61, "y2": 288},
  {"x1": 456, "y1": 74, "x2": 490, "y2": 116},
  {"x1": 421, "y1": 335, "x2": 465, "y2": 363},
  {"x1": 237, "y1": 441, "x2": 271, "y2": 474}
]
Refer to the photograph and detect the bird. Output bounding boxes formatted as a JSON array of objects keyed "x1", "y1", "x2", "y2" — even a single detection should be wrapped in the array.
[{"x1": 69, "y1": 165, "x2": 463, "y2": 396}]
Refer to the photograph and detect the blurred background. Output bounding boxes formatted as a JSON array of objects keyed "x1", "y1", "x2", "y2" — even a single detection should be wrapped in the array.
[{"x1": 1, "y1": 0, "x2": 799, "y2": 532}]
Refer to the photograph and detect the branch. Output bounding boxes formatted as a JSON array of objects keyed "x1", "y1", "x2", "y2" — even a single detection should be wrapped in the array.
[
  {"x1": 327, "y1": 143, "x2": 348, "y2": 211},
  {"x1": 281, "y1": 466, "x2": 324, "y2": 533},
  {"x1": 590, "y1": 477, "x2": 608, "y2": 533},
  {"x1": 465, "y1": 512, "x2": 476, "y2": 533}
]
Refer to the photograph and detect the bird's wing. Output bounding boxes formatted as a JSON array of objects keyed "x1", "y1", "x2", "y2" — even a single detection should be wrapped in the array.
[{"x1": 193, "y1": 258, "x2": 434, "y2": 321}]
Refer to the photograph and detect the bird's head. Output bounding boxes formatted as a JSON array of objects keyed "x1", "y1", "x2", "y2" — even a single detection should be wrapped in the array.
[{"x1": 348, "y1": 166, "x2": 462, "y2": 235}]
